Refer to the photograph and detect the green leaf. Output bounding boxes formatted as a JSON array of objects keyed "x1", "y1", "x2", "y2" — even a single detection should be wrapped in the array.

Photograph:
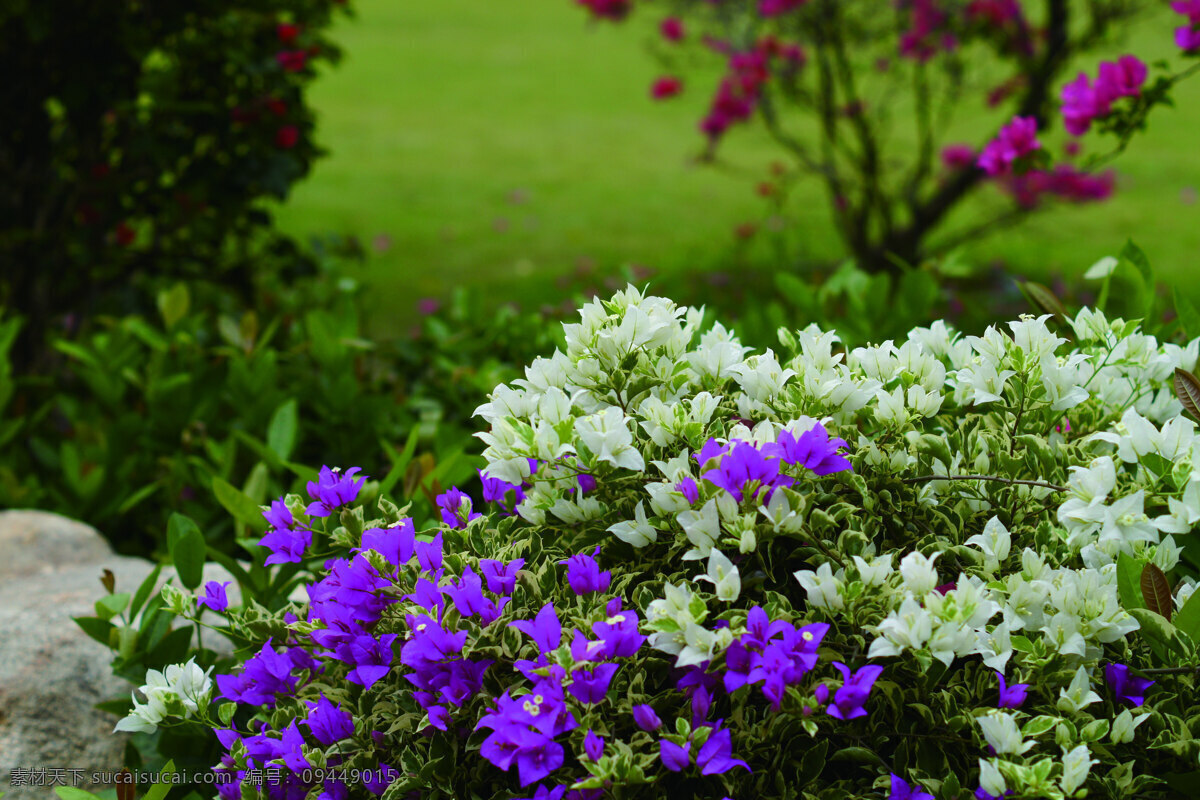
[
  {"x1": 116, "y1": 482, "x2": 160, "y2": 514},
  {"x1": 130, "y1": 564, "x2": 163, "y2": 620},
  {"x1": 1174, "y1": 288, "x2": 1200, "y2": 341},
  {"x1": 157, "y1": 284, "x2": 190, "y2": 330},
  {"x1": 1121, "y1": 239, "x2": 1154, "y2": 288},
  {"x1": 73, "y1": 616, "x2": 116, "y2": 647},
  {"x1": 94, "y1": 592, "x2": 130, "y2": 621},
  {"x1": 829, "y1": 746, "x2": 887, "y2": 768},
  {"x1": 1022, "y1": 715, "x2": 1058, "y2": 738},
  {"x1": 142, "y1": 761, "x2": 176, "y2": 800},
  {"x1": 1018, "y1": 281, "x2": 1068, "y2": 322},
  {"x1": 1117, "y1": 552, "x2": 1145, "y2": 611},
  {"x1": 167, "y1": 513, "x2": 206, "y2": 591},
  {"x1": 212, "y1": 477, "x2": 267, "y2": 532},
  {"x1": 55, "y1": 788, "x2": 100, "y2": 800},
  {"x1": 148, "y1": 626, "x2": 193, "y2": 665},
  {"x1": 1129, "y1": 607, "x2": 1187, "y2": 662},
  {"x1": 1174, "y1": 588, "x2": 1200, "y2": 642},
  {"x1": 267, "y1": 398, "x2": 299, "y2": 461}
]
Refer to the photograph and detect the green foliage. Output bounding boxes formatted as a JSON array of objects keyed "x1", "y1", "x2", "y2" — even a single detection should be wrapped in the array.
[{"x1": 0, "y1": 0, "x2": 352, "y2": 350}]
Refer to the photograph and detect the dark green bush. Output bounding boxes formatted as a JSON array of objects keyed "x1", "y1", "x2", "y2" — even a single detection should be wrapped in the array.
[{"x1": 0, "y1": 0, "x2": 349, "y2": 358}]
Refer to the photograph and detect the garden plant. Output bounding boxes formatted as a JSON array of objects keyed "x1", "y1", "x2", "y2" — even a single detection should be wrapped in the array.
[
  {"x1": 571, "y1": 0, "x2": 1200, "y2": 273},
  {"x1": 82, "y1": 282, "x2": 1200, "y2": 798}
]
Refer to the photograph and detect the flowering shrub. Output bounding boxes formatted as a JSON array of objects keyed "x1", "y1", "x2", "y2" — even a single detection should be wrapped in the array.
[
  {"x1": 0, "y1": 0, "x2": 350, "y2": 356},
  {"x1": 111, "y1": 286, "x2": 1200, "y2": 798},
  {"x1": 570, "y1": 1, "x2": 1200, "y2": 273}
]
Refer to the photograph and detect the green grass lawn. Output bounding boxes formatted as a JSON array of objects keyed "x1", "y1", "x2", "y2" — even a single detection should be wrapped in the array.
[{"x1": 275, "y1": 0, "x2": 1200, "y2": 333}]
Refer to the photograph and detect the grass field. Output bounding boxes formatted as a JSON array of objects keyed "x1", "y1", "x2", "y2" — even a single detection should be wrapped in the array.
[{"x1": 274, "y1": 0, "x2": 1200, "y2": 332}]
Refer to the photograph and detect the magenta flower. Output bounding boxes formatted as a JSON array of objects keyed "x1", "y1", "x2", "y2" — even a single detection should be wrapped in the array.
[
  {"x1": 1177, "y1": 25, "x2": 1200, "y2": 51},
  {"x1": 583, "y1": 730, "x2": 605, "y2": 761},
  {"x1": 437, "y1": 487, "x2": 481, "y2": 528},
  {"x1": 676, "y1": 476, "x2": 700, "y2": 504},
  {"x1": 660, "y1": 17, "x2": 684, "y2": 41},
  {"x1": 763, "y1": 423, "x2": 852, "y2": 475},
  {"x1": 652, "y1": 76, "x2": 683, "y2": 100},
  {"x1": 1096, "y1": 55, "x2": 1147, "y2": 101},
  {"x1": 760, "y1": 0, "x2": 808, "y2": 16},
  {"x1": 1061, "y1": 72, "x2": 1105, "y2": 136},
  {"x1": 977, "y1": 116, "x2": 1041, "y2": 175},
  {"x1": 1104, "y1": 662, "x2": 1155, "y2": 707},
  {"x1": 358, "y1": 519, "x2": 416, "y2": 567},
  {"x1": 259, "y1": 526, "x2": 312, "y2": 565},
  {"x1": 303, "y1": 694, "x2": 354, "y2": 746}
]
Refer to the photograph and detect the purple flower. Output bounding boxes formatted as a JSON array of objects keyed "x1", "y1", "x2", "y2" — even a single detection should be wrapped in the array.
[
  {"x1": 358, "y1": 520, "x2": 416, "y2": 567},
  {"x1": 1061, "y1": 72, "x2": 1104, "y2": 136},
  {"x1": 437, "y1": 487, "x2": 481, "y2": 528},
  {"x1": 278, "y1": 721, "x2": 313, "y2": 774},
  {"x1": 259, "y1": 525, "x2": 312, "y2": 565},
  {"x1": 363, "y1": 763, "x2": 398, "y2": 796},
  {"x1": 514, "y1": 786, "x2": 566, "y2": 800},
  {"x1": 568, "y1": 663, "x2": 620, "y2": 704},
  {"x1": 660, "y1": 739, "x2": 691, "y2": 771},
  {"x1": 701, "y1": 440, "x2": 794, "y2": 503},
  {"x1": 331, "y1": 633, "x2": 398, "y2": 689},
  {"x1": 826, "y1": 662, "x2": 884, "y2": 720},
  {"x1": 695, "y1": 725, "x2": 751, "y2": 775},
  {"x1": 1178, "y1": 24, "x2": 1200, "y2": 51},
  {"x1": 591, "y1": 606, "x2": 646, "y2": 659},
  {"x1": 996, "y1": 671, "x2": 1030, "y2": 709},
  {"x1": 480, "y1": 469, "x2": 526, "y2": 515},
  {"x1": 216, "y1": 639, "x2": 299, "y2": 707},
  {"x1": 558, "y1": 547, "x2": 612, "y2": 595},
  {"x1": 509, "y1": 603, "x2": 564, "y2": 653},
  {"x1": 975, "y1": 789, "x2": 1015, "y2": 800},
  {"x1": 583, "y1": 730, "x2": 605, "y2": 761},
  {"x1": 305, "y1": 466, "x2": 366, "y2": 517},
  {"x1": 1096, "y1": 55, "x2": 1147, "y2": 102},
  {"x1": 262, "y1": 498, "x2": 296, "y2": 531},
  {"x1": 303, "y1": 694, "x2": 354, "y2": 746},
  {"x1": 480, "y1": 558, "x2": 524, "y2": 594},
  {"x1": 694, "y1": 438, "x2": 730, "y2": 470},
  {"x1": 676, "y1": 476, "x2": 700, "y2": 504},
  {"x1": 427, "y1": 705, "x2": 451, "y2": 731},
  {"x1": 632, "y1": 704, "x2": 662, "y2": 731},
  {"x1": 977, "y1": 116, "x2": 1041, "y2": 175},
  {"x1": 576, "y1": 473, "x2": 598, "y2": 494},
  {"x1": 763, "y1": 423, "x2": 852, "y2": 476},
  {"x1": 197, "y1": 580, "x2": 231, "y2": 613},
  {"x1": 415, "y1": 532, "x2": 444, "y2": 574},
  {"x1": 890, "y1": 773, "x2": 935, "y2": 800},
  {"x1": 1104, "y1": 662, "x2": 1155, "y2": 707}
]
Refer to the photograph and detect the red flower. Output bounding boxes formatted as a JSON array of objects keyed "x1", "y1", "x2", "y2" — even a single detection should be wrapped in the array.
[
  {"x1": 275, "y1": 125, "x2": 300, "y2": 149},
  {"x1": 114, "y1": 222, "x2": 136, "y2": 247},
  {"x1": 661, "y1": 17, "x2": 685, "y2": 41},
  {"x1": 276, "y1": 50, "x2": 308, "y2": 72},
  {"x1": 652, "y1": 76, "x2": 683, "y2": 100},
  {"x1": 266, "y1": 97, "x2": 288, "y2": 117},
  {"x1": 277, "y1": 23, "x2": 301, "y2": 45}
]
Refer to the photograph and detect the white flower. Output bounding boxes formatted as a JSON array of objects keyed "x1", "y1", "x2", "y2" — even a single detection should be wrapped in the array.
[
  {"x1": 851, "y1": 553, "x2": 894, "y2": 587},
  {"x1": 678, "y1": 499, "x2": 721, "y2": 560},
  {"x1": 961, "y1": 361, "x2": 1016, "y2": 405},
  {"x1": 1099, "y1": 491, "x2": 1159, "y2": 551},
  {"x1": 732, "y1": 349, "x2": 796, "y2": 403},
  {"x1": 899, "y1": 550, "x2": 941, "y2": 597},
  {"x1": 874, "y1": 386, "x2": 909, "y2": 427},
  {"x1": 973, "y1": 621, "x2": 1014, "y2": 672},
  {"x1": 1057, "y1": 666, "x2": 1102, "y2": 713},
  {"x1": 965, "y1": 516, "x2": 1012, "y2": 573},
  {"x1": 113, "y1": 686, "x2": 170, "y2": 734},
  {"x1": 978, "y1": 758, "x2": 1008, "y2": 798},
  {"x1": 576, "y1": 407, "x2": 644, "y2": 472},
  {"x1": 976, "y1": 710, "x2": 1036, "y2": 755},
  {"x1": 607, "y1": 501, "x2": 657, "y2": 547},
  {"x1": 1110, "y1": 708, "x2": 1151, "y2": 744},
  {"x1": 868, "y1": 594, "x2": 933, "y2": 658},
  {"x1": 696, "y1": 549, "x2": 741, "y2": 602},
  {"x1": 758, "y1": 488, "x2": 802, "y2": 533},
  {"x1": 165, "y1": 659, "x2": 213, "y2": 715},
  {"x1": 794, "y1": 562, "x2": 845, "y2": 611},
  {"x1": 1060, "y1": 743, "x2": 1098, "y2": 795}
]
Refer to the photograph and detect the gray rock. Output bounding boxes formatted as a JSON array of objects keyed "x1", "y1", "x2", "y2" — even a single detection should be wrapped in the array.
[{"x1": 0, "y1": 511, "x2": 240, "y2": 799}]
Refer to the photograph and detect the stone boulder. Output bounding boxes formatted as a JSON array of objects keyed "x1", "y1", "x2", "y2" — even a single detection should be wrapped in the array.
[{"x1": 0, "y1": 510, "x2": 238, "y2": 799}]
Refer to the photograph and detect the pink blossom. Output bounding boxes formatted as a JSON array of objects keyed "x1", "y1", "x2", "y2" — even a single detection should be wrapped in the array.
[
  {"x1": 1095, "y1": 55, "x2": 1147, "y2": 102},
  {"x1": 1177, "y1": 25, "x2": 1200, "y2": 51},
  {"x1": 760, "y1": 0, "x2": 808, "y2": 16},
  {"x1": 1172, "y1": 0, "x2": 1200, "y2": 23},
  {"x1": 652, "y1": 76, "x2": 684, "y2": 100},
  {"x1": 977, "y1": 116, "x2": 1041, "y2": 176},
  {"x1": 660, "y1": 17, "x2": 684, "y2": 41},
  {"x1": 940, "y1": 143, "x2": 975, "y2": 170},
  {"x1": 1060, "y1": 72, "x2": 1106, "y2": 136}
]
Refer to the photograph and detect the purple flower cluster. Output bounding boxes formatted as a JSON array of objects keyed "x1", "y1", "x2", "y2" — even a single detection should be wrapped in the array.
[
  {"x1": 1060, "y1": 55, "x2": 1147, "y2": 136},
  {"x1": 695, "y1": 422, "x2": 851, "y2": 504},
  {"x1": 890, "y1": 774, "x2": 935, "y2": 800},
  {"x1": 817, "y1": 662, "x2": 885, "y2": 720},
  {"x1": 305, "y1": 466, "x2": 366, "y2": 518},
  {"x1": 659, "y1": 722, "x2": 750, "y2": 775},
  {"x1": 216, "y1": 640, "x2": 307, "y2": 707},
  {"x1": 558, "y1": 547, "x2": 612, "y2": 595},
  {"x1": 723, "y1": 607, "x2": 830, "y2": 711},
  {"x1": 437, "y1": 486, "x2": 482, "y2": 529}
]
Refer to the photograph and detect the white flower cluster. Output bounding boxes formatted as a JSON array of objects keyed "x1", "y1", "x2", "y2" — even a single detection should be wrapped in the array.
[
  {"x1": 474, "y1": 287, "x2": 1199, "y2": 717},
  {"x1": 113, "y1": 658, "x2": 213, "y2": 734}
]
